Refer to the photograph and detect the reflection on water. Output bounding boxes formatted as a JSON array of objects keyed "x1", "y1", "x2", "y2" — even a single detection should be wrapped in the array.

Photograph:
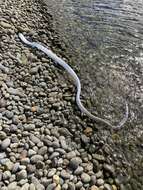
[{"x1": 44, "y1": 0, "x2": 143, "y2": 188}]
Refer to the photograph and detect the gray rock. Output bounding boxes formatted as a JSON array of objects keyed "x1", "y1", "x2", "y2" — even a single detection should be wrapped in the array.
[
  {"x1": 5, "y1": 110, "x2": 14, "y2": 119},
  {"x1": 81, "y1": 173, "x2": 91, "y2": 183},
  {"x1": 55, "y1": 148, "x2": 66, "y2": 155},
  {"x1": 30, "y1": 134, "x2": 41, "y2": 144},
  {"x1": 104, "y1": 183, "x2": 112, "y2": 190},
  {"x1": 29, "y1": 183, "x2": 36, "y2": 190},
  {"x1": 1, "y1": 138, "x2": 11, "y2": 150},
  {"x1": 52, "y1": 141, "x2": 60, "y2": 148},
  {"x1": 60, "y1": 170, "x2": 71, "y2": 179},
  {"x1": 28, "y1": 149, "x2": 37, "y2": 157},
  {"x1": 66, "y1": 151, "x2": 76, "y2": 159},
  {"x1": 95, "y1": 170, "x2": 103, "y2": 179},
  {"x1": 96, "y1": 178, "x2": 104, "y2": 186},
  {"x1": 69, "y1": 157, "x2": 82, "y2": 170},
  {"x1": 31, "y1": 155, "x2": 44, "y2": 163},
  {"x1": 74, "y1": 166, "x2": 84, "y2": 175},
  {"x1": 59, "y1": 136, "x2": 68, "y2": 150},
  {"x1": 92, "y1": 154, "x2": 105, "y2": 161},
  {"x1": 38, "y1": 146, "x2": 48, "y2": 155},
  {"x1": 49, "y1": 152, "x2": 60, "y2": 159},
  {"x1": 7, "y1": 182, "x2": 17, "y2": 190},
  {"x1": 91, "y1": 175, "x2": 97, "y2": 185},
  {"x1": 0, "y1": 152, "x2": 6, "y2": 159},
  {"x1": 81, "y1": 135, "x2": 90, "y2": 144},
  {"x1": 36, "y1": 161, "x2": 45, "y2": 169},
  {"x1": 17, "y1": 170, "x2": 27, "y2": 181},
  {"x1": 31, "y1": 176, "x2": 45, "y2": 190},
  {"x1": 41, "y1": 178, "x2": 52, "y2": 187},
  {"x1": 62, "y1": 183, "x2": 68, "y2": 190},
  {"x1": 58, "y1": 128, "x2": 73, "y2": 137},
  {"x1": 27, "y1": 164, "x2": 36, "y2": 173},
  {"x1": 46, "y1": 183, "x2": 56, "y2": 190},
  {"x1": 68, "y1": 182, "x2": 75, "y2": 190},
  {"x1": 21, "y1": 183, "x2": 29, "y2": 190},
  {"x1": 3, "y1": 171, "x2": 11, "y2": 180},
  {"x1": 12, "y1": 163, "x2": 20, "y2": 173},
  {"x1": 103, "y1": 164, "x2": 115, "y2": 176},
  {"x1": 24, "y1": 124, "x2": 35, "y2": 131},
  {"x1": 21, "y1": 158, "x2": 30, "y2": 165},
  {"x1": 75, "y1": 181, "x2": 83, "y2": 189},
  {"x1": 48, "y1": 168, "x2": 56, "y2": 177},
  {"x1": 30, "y1": 66, "x2": 39, "y2": 74},
  {"x1": 0, "y1": 131, "x2": 7, "y2": 140}
]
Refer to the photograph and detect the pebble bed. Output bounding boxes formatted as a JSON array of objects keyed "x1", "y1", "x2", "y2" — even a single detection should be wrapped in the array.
[{"x1": 0, "y1": 0, "x2": 126, "y2": 190}]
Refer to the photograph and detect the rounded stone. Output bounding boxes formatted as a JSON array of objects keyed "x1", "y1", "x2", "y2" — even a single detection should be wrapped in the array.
[
  {"x1": 69, "y1": 157, "x2": 82, "y2": 170},
  {"x1": 96, "y1": 178, "x2": 104, "y2": 186},
  {"x1": 48, "y1": 168, "x2": 56, "y2": 177},
  {"x1": 17, "y1": 170, "x2": 27, "y2": 181},
  {"x1": 31, "y1": 155, "x2": 44, "y2": 163},
  {"x1": 53, "y1": 175, "x2": 60, "y2": 184},
  {"x1": 29, "y1": 183, "x2": 36, "y2": 190},
  {"x1": 81, "y1": 173, "x2": 91, "y2": 183},
  {"x1": 66, "y1": 151, "x2": 76, "y2": 159},
  {"x1": 60, "y1": 170, "x2": 71, "y2": 179},
  {"x1": 1, "y1": 138, "x2": 11, "y2": 150},
  {"x1": 74, "y1": 166, "x2": 84, "y2": 175}
]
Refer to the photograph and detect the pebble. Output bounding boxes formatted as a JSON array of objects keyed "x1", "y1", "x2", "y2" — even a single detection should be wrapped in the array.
[
  {"x1": 90, "y1": 185, "x2": 99, "y2": 190},
  {"x1": 92, "y1": 154, "x2": 105, "y2": 162},
  {"x1": 0, "y1": 21, "x2": 13, "y2": 29},
  {"x1": 75, "y1": 181, "x2": 83, "y2": 189},
  {"x1": 69, "y1": 157, "x2": 82, "y2": 170},
  {"x1": 60, "y1": 170, "x2": 71, "y2": 179},
  {"x1": 7, "y1": 182, "x2": 17, "y2": 190},
  {"x1": 3, "y1": 171, "x2": 11, "y2": 180},
  {"x1": 104, "y1": 183, "x2": 112, "y2": 190},
  {"x1": 28, "y1": 149, "x2": 37, "y2": 157},
  {"x1": 21, "y1": 183, "x2": 29, "y2": 190},
  {"x1": 103, "y1": 164, "x2": 115, "y2": 176},
  {"x1": 38, "y1": 146, "x2": 48, "y2": 155},
  {"x1": 74, "y1": 166, "x2": 84, "y2": 175},
  {"x1": 48, "y1": 168, "x2": 57, "y2": 177},
  {"x1": 54, "y1": 185, "x2": 61, "y2": 190},
  {"x1": 24, "y1": 124, "x2": 35, "y2": 131},
  {"x1": 5, "y1": 110, "x2": 14, "y2": 119},
  {"x1": 0, "y1": 152, "x2": 6, "y2": 159},
  {"x1": 96, "y1": 178, "x2": 104, "y2": 186},
  {"x1": 66, "y1": 151, "x2": 76, "y2": 159},
  {"x1": 30, "y1": 155, "x2": 44, "y2": 163},
  {"x1": 0, "y1": 131, "x2": 7, "y2": 139},
  {"x1": 29, "y1": 183, "x2": 36, "y2": 190},
  {"x1": 1, "y1": 138, "x2": 11, "y2": 150},
  {"x1": 30, "y1": 134, "x2": 41, "y2": 144},
  {"x1": 68, "y1": 182, "x2": 75, "y2": 190},
  {"x1": 46, "y1": 183, "x2": 57, "y2": 190},
  {"x1": 17, "y1": 170, "x2": 27, "y2": 180},
  {"x1": 62, "y1": 183, "x2": 68, "y2": 190},
  {"x1": 81, "y1": 173, "x2": 91, "y2": 183},
  {"x1": 53, "y1": 175, "x2": 60, "y2": 184},
  {"x1": 49, "y1": 152, "x2": 60, "y2": 159}
]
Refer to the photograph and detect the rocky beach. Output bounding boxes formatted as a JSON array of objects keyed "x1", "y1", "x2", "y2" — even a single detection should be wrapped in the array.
[{"x1": 0, "y1": 0, "x2": 143, "y2": 190}]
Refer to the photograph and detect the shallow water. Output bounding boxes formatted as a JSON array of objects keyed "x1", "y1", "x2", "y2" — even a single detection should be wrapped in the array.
[{"x1": 44, "y1": 0, "x2": 143, "y2": 188}]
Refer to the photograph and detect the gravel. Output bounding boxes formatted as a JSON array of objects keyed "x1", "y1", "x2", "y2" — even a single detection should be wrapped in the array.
[{"x1": 0, "y1": 0, "x2": 126, "y2": 189}]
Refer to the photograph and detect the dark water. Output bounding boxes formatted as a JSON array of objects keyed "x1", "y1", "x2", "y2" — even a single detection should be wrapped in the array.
[{"x1": 44, "y1": 0, "x2": 143, "y2": 188}]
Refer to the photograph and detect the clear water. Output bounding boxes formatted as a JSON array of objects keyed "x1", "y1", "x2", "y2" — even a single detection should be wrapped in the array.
[{"x1": 44, "y1": 0, "x2": 143, "y2": 188}]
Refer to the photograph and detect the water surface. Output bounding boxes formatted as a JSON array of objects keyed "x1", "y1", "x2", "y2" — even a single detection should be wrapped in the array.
[{"x1": 44, "y1": 0, "x2": 143, "y2": 188}]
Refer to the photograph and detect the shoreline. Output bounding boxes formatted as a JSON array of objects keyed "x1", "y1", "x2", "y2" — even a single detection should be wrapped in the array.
[{"x1": 0, "y1": 0, "x2": 142, "y2": 189}]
